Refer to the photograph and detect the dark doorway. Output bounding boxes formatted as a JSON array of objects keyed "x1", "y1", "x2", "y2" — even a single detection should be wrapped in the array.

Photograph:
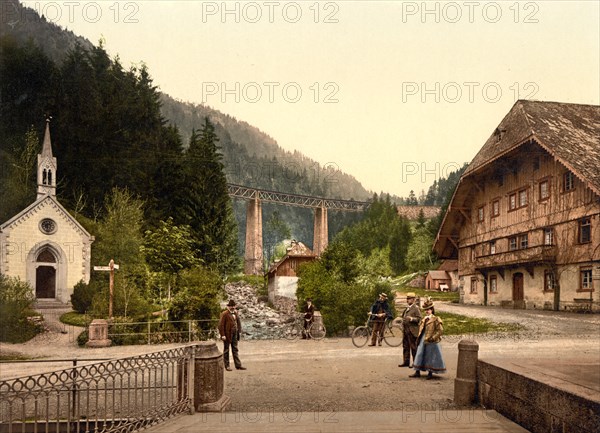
[
  {"x1": 512, "y1": 272, "x2": 525, "y2": 309},
  {"x1": 36, "y1": 266, "x2": 56, "y2": 298}
]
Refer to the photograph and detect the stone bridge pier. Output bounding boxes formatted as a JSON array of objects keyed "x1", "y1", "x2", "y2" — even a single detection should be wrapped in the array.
[
  {"x1": 243, "y1": 201, "x2": 329, "y2": 275},
  {"x1": 230, "y1": 184, "x2": 368, "y2": 275},
  {"x1": 244, "y1": 198, "x2": 263, "y2": 275},
  {"x1": 312, "y1": 206, "x2": 328, "y2": 257}
]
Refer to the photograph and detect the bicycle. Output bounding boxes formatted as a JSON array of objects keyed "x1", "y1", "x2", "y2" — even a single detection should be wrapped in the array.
[
  {"x1": 351, "y1": 314, "x2": 403, "y2": 348},
  {"x1": 284, "y1": 314, "x2": 327, "y2": 341}
]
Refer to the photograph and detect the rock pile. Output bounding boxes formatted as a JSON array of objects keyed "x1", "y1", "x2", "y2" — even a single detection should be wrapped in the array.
[{"x1": 223, "y1": 281, "x2": 298, "y2": 340}]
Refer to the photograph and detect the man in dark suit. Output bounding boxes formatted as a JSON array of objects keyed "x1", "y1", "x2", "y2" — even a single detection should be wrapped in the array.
[
  {"x1": 399, "y1": 292, "x2": 421, "y2": 367},
  {"x1": 218, "y1": 299, "x2": 246, "y2": 371}
]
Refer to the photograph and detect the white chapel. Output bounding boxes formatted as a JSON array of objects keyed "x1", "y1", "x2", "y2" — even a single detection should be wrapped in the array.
[{"x1": 0, "y1": 121, "x2": 94, "y2": 303}]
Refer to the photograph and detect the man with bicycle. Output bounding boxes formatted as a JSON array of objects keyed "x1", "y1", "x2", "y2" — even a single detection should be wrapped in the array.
[
  {"x1": 368, "y1": 293, "x2": 393, "y2": 346},
  {"x1": 302, "y1": 298, "x2": 315, "y2": 339}
]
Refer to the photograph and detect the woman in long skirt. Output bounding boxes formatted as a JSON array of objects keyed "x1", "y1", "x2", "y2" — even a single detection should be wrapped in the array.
[{"x1": 409, "y1": 297, "x2": 446, "y2": 379}]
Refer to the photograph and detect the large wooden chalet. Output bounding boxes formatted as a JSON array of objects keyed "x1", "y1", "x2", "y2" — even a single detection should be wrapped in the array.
[{"x1": 434, "y1": 100, "x2": 599, "y2": 311}]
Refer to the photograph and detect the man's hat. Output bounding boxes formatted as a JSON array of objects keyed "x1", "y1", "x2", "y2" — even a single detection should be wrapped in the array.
[
  {"x1": 227, "y1": 299, "x2": 236, "y2": 307},
  {"x1": 379, "y1": 293, "x2": 388, "y2": 299},
  {"x1": 406, "y1": 292, "x2": 416, "y2": 299}
]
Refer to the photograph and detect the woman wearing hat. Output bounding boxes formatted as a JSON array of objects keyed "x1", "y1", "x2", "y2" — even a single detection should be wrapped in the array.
[{"x1": 410, "y1": 297, "x2": 446, "y2": 379}]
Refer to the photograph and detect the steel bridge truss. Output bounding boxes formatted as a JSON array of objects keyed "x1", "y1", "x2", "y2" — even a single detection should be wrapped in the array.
[{"x1": 227, "y1": 184, "x2": 369, "y2": 211}]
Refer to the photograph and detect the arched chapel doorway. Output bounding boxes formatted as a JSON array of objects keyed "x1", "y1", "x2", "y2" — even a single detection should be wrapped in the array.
[{"x1": 35, "y1": 248, "x2": 57, "y2": 298}]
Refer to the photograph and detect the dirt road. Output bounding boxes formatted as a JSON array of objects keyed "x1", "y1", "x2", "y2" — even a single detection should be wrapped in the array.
[{"x1": 1, "y1": 303, "x2": 599, "y2": 413}]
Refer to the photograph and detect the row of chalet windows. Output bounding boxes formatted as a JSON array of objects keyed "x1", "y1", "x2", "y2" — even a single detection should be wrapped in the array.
[
  {"x1": 477, "y1": 170, "x2": 578, "y2": 222},
  {"x1": 473, "y1": 218, "x2": 591, "y2": 258},
  {"x1": 470, "y1": 267, "x2": 594, "y2": 294}
]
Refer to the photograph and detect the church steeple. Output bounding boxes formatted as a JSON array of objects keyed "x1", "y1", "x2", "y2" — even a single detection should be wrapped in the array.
[{"x1": 37, "y1": 119, "x2": 57, "y2": 198}]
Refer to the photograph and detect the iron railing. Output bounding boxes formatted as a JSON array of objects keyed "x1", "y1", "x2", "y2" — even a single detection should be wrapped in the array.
[
  {"x1": 0, "y1": 345, "x2": 196, "y2": 433},
  {"x1": 108, "y1": 319, "x2": 219, "y2": 345}
]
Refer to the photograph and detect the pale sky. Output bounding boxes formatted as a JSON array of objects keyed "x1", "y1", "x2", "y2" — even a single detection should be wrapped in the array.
[{"x1": 23, "y1": 1, "x2": 600, "y2": 198}]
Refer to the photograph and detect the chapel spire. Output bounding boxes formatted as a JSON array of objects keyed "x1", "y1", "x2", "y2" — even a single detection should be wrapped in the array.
[
  {"x1": 37, "y1": 118, "x2": 57, "y2": 198},
  {"x1": 41, "y1": 118, "x2": 53, "y2": 158}
]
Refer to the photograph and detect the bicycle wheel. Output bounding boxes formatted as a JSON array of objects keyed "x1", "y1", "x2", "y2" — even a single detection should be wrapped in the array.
[
  {"x1": 351, "y1": 326, "x2": 370, "y2": 348},
  {"x1": 308, "y1": 322, "x2": 326, "y2": 340},
  {"x1": 383, "y1": 319, "x2": 403, "y2": 347},
  {"x1": 284, "y1": 323, "x2": 303, "y2": 341}
]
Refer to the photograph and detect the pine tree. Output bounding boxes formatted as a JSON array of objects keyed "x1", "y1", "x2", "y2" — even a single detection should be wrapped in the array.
[
  {"x1": 181, "y1": 117, "x2": 239, "y2": 274},
  {"x1": 407, "y1": 190, "x2": 418, "y2": 205}
]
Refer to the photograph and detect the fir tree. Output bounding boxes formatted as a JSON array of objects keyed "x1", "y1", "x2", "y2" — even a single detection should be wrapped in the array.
[{"x1": 181, "y1": 117, "x2": 239, "y2": 274}]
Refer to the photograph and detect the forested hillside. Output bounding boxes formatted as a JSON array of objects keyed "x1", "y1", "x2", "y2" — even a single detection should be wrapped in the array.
[
  {"x1": 0, "y1": 0, "x2": 371, "y2": 250},
  {"x1": 0, "y1": 0, "x2": 465, "y2": 258}
]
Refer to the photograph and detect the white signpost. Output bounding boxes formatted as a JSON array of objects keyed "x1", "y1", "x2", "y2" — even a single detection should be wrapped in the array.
[{"x1": 93, "y1": 259, "x2": 119, "y2": 319}]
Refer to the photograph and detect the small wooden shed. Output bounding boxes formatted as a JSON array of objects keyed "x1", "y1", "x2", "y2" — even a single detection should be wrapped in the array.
[
  {"x1": 425, "y1": 270, "x2": 452, "y2": 291},
  {"x1": 267, "y1": 241, "x2": 317, "y2": 302}
]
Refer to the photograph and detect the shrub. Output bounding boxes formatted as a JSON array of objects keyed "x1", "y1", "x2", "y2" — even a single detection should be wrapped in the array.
[
  {"x1": 88, "y1": 271, "x2": 154, "y2": 320},
  {"x1": 296, "y1": 244, "x2": 394, "y2": 335},
  {"x1": 109, "y1": 317, "x2": 146, "y2": 345},
  {"x1": 76, "y1": 329, "x2": 89, "y2": 347},
  {"x1": 71, "y1": 279, "x2": 98, "y2": 314},
  {"x1": 60, "y1": 311, "x2": 92, "y2": 327},
  {"x1": 297, "y1": 250, "x2": 395, "y2": 335},
  {"x1": 0, "y1": 275, "x2": 41, "y2": 343},
  {"x1": 169, "y1": 266, "x2": 222, "y2": 329}
]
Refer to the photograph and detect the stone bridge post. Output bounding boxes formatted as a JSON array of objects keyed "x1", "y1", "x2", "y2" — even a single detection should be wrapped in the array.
[
  {"x1": 244, "y1": 197, "x2": 263, "y2": 275},
  {"x1": 454, "y1": 339, "x2": 479, "y2": 405},
  {"x1": 313, "y1": 206, "x2": 328, "y2": 256}
]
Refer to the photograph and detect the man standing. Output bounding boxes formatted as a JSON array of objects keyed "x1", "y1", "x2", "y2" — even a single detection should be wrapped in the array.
[
  {"x1": 368, "y1": 293, "x2": 392, "y2": 346},
  {"x1": 302, "y1": 298, "x2": 315, "y2": 339},
  {"x1": 399, "y1": 293, "x2": 421, "y2": 367},
  {"x1": 218, "y1": 299, "x2": 246, "y2": 371}
]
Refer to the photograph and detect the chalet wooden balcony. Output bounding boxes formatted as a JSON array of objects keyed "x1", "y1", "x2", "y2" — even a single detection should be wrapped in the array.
[{"x1": 475, "y1": 245, "x2": 557, "y2": 271}]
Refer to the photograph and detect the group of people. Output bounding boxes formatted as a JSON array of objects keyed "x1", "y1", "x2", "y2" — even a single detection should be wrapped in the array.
[
  {"x1": 218, "y1": 292, "x2": 446, "y2": 380},
  {"x1": 369, "y1": 291, "x2": 446, "y2": 380}
]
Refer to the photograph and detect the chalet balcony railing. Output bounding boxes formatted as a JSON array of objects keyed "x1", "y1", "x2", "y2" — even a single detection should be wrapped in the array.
[{"x1": 475, "y1": 244, "x2": 557, "y2": 270}]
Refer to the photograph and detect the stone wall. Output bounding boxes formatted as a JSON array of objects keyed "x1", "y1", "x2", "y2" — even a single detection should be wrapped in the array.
[{"x1": 478, "y1": 359, "x2": 600, "y2": 433}]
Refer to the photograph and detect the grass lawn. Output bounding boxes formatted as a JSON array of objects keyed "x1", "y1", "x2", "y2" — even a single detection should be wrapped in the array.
[
  {"x1": 60, "y1": 311, "x2": 91, "y2": 327},
  {"x1": 437, "y1": 311, "x2": 523, "y2": 336},
  {"x1": 392, "y1": 286, "x2": 522, "y2": 337}
]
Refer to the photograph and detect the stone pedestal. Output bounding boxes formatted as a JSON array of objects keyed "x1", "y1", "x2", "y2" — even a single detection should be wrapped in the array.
[
  {"x1": 454, "y1": 339, "x2": 479, "y2": 406},
  {"x1": 193, "y1": 341, "x2": 231, "y2": 412},
  {"x1": 86, "y1": 319, "x2": 112, "y2": 348}
]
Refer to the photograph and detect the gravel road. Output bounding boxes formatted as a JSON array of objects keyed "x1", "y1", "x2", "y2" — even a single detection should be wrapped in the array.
[{"x1": 1, "y1": 303, "x2": 598, "y2": 413}]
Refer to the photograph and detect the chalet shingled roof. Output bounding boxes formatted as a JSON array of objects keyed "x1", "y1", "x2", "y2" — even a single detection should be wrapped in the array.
[
  {"x1": 437, "y1": 259, "x2": 458, "y2": 272},
  {"x1": 427, "y1": 270, "x2": 450, "y2": 280},
  {"x1": 433, "y1": 100, "x2": 599, "y2": 259},
  {"x1": 267, "y1": 241, "x2": 316, "y2": 275},
  {"x1": 464, "y1": 100, "x2": 600, "y2": 193},
  {"x1": 286, "y1": 241, "x2": 316, "y2": 257}
]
